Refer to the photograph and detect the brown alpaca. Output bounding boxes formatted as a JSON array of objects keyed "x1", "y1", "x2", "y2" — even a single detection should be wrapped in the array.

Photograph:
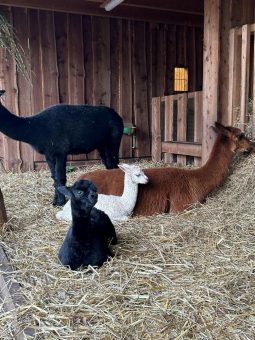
[{"x1": 79, "y1": 122, "x2": 254, "y2": 216}]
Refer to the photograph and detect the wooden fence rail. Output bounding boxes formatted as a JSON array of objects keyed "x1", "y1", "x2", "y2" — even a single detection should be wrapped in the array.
[{"x1": 152, "y1": 91, "x2": 202, "y2": 166}]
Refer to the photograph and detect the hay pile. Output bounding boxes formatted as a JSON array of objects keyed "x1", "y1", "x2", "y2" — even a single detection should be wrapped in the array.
[{"x1": 0, "y1": 157, "x2": 255, "y2": 339}]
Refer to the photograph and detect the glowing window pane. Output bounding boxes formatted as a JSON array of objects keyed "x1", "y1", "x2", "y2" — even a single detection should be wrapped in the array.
[{"x1": 174, "y1": 67, "x2": 188, "y2": 92}]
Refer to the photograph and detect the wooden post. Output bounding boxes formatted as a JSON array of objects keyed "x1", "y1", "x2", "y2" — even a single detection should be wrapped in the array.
[
  {"x1": 240, "y1": 24, "x2": 251, "y2": 131},
  {"x1": 177, "y1": 93, "x2": 187, "y2": 165},
  {"x1": 0, "y1": 188, "x2": 7, "y2": 229},
  {"x1": 164, "y1": 95, "x2": 174, "y2": 163},
  {"x1": 202, "y1": 0, "x2": 221, "y2": 164},
  {"x1": 151, "y1": 97, "x2": 161, "y2": 162}
]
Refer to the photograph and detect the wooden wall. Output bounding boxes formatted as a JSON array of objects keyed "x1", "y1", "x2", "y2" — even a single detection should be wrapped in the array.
[{"x1": 0, "y1": 6, "x2": 203, "y2": 171}]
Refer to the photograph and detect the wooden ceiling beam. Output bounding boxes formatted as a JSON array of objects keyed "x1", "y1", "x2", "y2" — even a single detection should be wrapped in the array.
[{"x1": 0, "y1": 0, "x2": 203, "y2": 27}]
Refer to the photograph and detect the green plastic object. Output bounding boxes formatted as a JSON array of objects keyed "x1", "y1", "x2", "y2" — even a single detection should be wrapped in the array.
[{"x1": 123, "y1": 125, "x2": 136, "y2": 136}]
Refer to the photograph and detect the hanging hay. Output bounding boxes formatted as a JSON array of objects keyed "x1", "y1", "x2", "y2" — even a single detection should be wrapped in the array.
[
  {"x1": 0, "y1": 12, "x2": 30, "y2": 81},
  {"x1": 0, "y1": 156, "x2": 255, "y2": 339}
]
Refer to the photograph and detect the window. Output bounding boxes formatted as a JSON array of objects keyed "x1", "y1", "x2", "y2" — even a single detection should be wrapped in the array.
[{"x1": 174, "y1": 67, "x2": 188, "y2": 92}]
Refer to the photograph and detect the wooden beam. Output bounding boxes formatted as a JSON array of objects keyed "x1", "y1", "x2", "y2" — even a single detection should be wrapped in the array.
[
  {"x1": 202, "y1": 0, "x2": 220, "y2": 164},
  {"x1": 0, "y1": 0, "x2": 204, "y2": 27},
  {"x1": 162, "y1": 141, "x2": 202, "y2": 157}
]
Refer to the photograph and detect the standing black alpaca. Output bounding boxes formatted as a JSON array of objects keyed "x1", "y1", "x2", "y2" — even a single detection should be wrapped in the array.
[
  {"x1": 57, "y1": 180, "x2": 117, "y2": 270},
  {"x1": 0, "y1": 90, "x2": 123, "y2": 206}
]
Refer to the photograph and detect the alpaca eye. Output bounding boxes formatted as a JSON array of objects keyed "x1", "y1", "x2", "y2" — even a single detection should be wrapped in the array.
[
  {"x1": 76, "y1": 190, "x2": 84, "y2": 196},
  {"x1": 136, "y1": 174, "x2": 140, "y2": 177}
]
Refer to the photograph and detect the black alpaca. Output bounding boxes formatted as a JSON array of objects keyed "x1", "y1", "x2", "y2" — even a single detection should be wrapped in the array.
[
  {"x1": 0, "y1": 90, "x2": 123, "y2": 206},
  {"x1": 57, "y1": 180, "x2": 117, "y2": 270}
]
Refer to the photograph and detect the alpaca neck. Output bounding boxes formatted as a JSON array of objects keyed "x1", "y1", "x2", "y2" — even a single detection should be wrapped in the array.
[
  {"x1": 197, "y1": 135, "x2": 235, "y2": 194},
  {"x1": 120, "y1": 175, "x2": 138, "y2": 210},
  {"x1": 0, "y1": 105, "x2": 32, "y2": 143},
  {"x1": 71, "y1": 214, "x2": 90, "y2": 237}
]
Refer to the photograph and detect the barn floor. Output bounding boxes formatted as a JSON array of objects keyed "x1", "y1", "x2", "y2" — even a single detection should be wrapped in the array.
[{"x1": 0, "y1": 156, "x2": 255, "y2": 339}]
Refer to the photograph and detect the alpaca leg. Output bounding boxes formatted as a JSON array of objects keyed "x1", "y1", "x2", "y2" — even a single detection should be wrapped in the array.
[
  {"x1": 53, "y1": 155, "x2": 67, "y2": 206},
  {"x1": 46, "y1": 156, "x2": 59, "y2": 206},
  {"x1": 98, "y1": 146, "x2": 119, "y2": 169}
]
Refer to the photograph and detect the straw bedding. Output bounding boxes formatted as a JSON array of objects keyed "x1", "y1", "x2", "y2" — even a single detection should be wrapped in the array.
[{"x1": 0, "y1": 157, "x2": 255, "y2": 339}]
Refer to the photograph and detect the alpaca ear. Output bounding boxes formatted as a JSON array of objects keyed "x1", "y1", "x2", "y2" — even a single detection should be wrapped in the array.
[
  {"x1": 118, "y1": 163, "x2": 130, "y2": 173},
  {"x1": 57, "y1": 186, "x2": 73, "y2": 199},
  {"x1": 213, "y1": 122, "x2": 230, "y2": 137}
]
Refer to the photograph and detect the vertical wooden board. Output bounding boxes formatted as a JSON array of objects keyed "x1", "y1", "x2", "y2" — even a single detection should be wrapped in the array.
[
  {"x1": 195, "y1": 28, "x2": 203, "y2": 91},
  {"x1": 68, "y1": 13, "x2": 85, "y2": 161},
  {"x1": 186, "y1": 27, "x2": 196, "y2": 92},
  {"x1": 83, "y1": 16, "x2": 98, "y2": 161},
  {"x1": 151, "y1": 97, "x2": 161, "y2": 161},
  {"x1": 176, "y1": 26, "x2": 187, "y2": 66},
  {"x1": 228, "y1": 28, "x2": 240, "y2": 126},
  {"x1": 133, "y1": 21, "x2": 150, "y2": 158},
  {"x1": 120, "y1": 20, "x2": 132, "y2": 158},
  {"x1": 0, "y1": 7, "x2": 21, "y2": 171},
  {"x1": 68, "y1": 14, "x2": 85, "y2": 105},
  {"x1": 194, "y1": 91, "x2": 202, "y2": 166},
  {"x1": 92, "y1": 16, "x2": 110, "y2": 106},
  {"x1": 164, "y1": 96, "x2": 174, "y2": 163},
  {"x1": 218, "y1": 0, "x2": 232, "y2": 125},
  {"x1": 150, "y1": 23, "x2": 158, "y2": 98},
  {"x1": 240, "y1": 24, "x2": 251, "y2": 130},
  {"x1": 54, "y1": 12, "x2": 68, "y2": 104},
  {"x1": 40, "y1": 10, "x2": 59, "y2": 108},
  {"x1": 110, "y1": 18, "x2": 121, "y2": 114},
  {"x1": 253, "y1": 33, "x2": 255, "y2": 139},
  {"x1": 145, "y1": 22, "x2": 153, "y2": 148},
  {"x1": 83, "y1": 16, "x2": 94, "y2": 105},
  {"x1": 29, "y1": 9, "x2": 45, "y2": 163},
  {"x1": 177, "y1": 93, "x2": 187, "y2": 165},
  {"x1": 165, "y1": 25, "x2": 176, "y2": 95},
  {"x1": 13, "y1": 7, "x2": 34, "y2": 171},
  {"x1": 202, "y1": 0, "x2": 220, "y2": 164}
]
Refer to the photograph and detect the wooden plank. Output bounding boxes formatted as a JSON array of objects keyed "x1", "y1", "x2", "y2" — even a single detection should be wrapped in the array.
[
  {"x1": 92, "y1": 16, "x2": 110, "y2": 106},
  {"x1": 253, "y1": 32, "x2": 255, "y2": 139},
  {"x1": 165, "y1": 25, "x2": 176, "y2": 95},
  {"x1": 162, "y1": 141, "x2": 202, "y2": 157},
  {"x1": 40, "y1": 10, "x2": 59, "y2": 107},
  {"x1": 151, "y1": 97, "x2": 161, "y2": 161},
  {"x1": 193, "y1": 91, "x2": 203, "y2": 143},
  {"x1": 0, "y1": 7, "x2": 21, "y2": 171},
  {"x1": 177, "y1": 93, "x2": 187, "y2": 165},
  {"x1": 54, "y1": 12, "x2": 68, "y2": 104},
  {"x1": 29, "y1": 9, "x2": 44, "y2": 163},
  {"x1": 0, "y1": 0, "x2": 204, "y2": 27},
  {"x1": 164, "y1": 95, "x2": 174, "y2": 163},
  {"x1": 83, "y1": 16, "x2": 97, "y2": 161},
  {"x1": 194, "y1": 91, "x2": 203, "y2": 166},
  {"x1": 202, "y1": 0, "x2": 220, "y2": 164},
  {"x1": 240, "y1": 24, "x2": 251, "y2": 131},
  {"x1": 187, "y1": 27, "x2": 196, "y2": 92},
  {"x1": 218, "y1": 0, "x2": 232, "y2": 125},
  {"x1": 68, "y1": 13, "x2": 85, "y2": 161},
  {"x1": 133, "y1": 21, "x2": 150, "y2": 157},
  {"x1": 119, "y1": 19, "x2": 132, "y2": 158},
  {"x1": 13, "y1": 7, "x2": 34, "y2": 171},
  {"x1": 195, "y1": 28, "x2": 203, "y2": 91},
  {"x1": 228, "y1": 28, "x2": 240, "y2": 126}
]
